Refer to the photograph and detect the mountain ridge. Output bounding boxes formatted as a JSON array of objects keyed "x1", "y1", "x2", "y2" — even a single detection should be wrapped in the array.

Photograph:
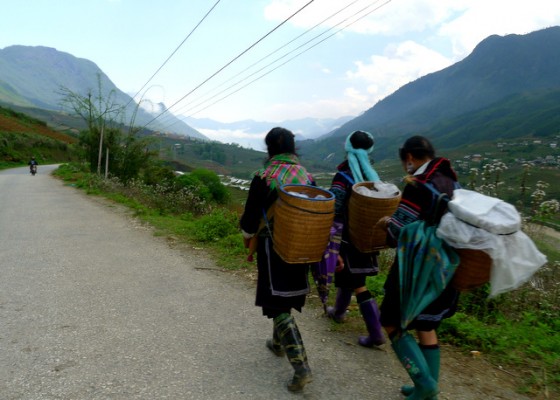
[
  {"x1": 328, "y1": 26, "x2": 560, "y2": 139},
  {"x1": 0, "y1": 45, "x2": 207, "y2": 140}
]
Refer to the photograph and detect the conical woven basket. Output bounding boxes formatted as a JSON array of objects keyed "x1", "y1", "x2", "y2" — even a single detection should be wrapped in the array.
[
  {"x1": 348, "y1": 182, "x2": 401, "y2": 253},
  {"x1": 452, "y1": 248, "x2": 492, "y2": 292},
  {"x1": 273, "y1": 184, "x2": 335, "y2": 264}
]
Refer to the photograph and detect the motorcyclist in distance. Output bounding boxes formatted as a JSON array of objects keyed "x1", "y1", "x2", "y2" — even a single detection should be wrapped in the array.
[{"x1": 28, "y1": 157, "x2": 38, "y2": 175}]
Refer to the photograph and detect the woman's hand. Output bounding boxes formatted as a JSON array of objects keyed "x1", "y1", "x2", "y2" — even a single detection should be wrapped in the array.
[
  {"x1": 335, "y1": 255, "x2": 345, "y2": 272},
  {"x1": 376, "y1": 216, "x2": 390, "y2": 231}
]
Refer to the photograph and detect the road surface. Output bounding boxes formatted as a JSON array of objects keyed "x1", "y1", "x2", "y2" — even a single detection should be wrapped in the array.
[{"x1": 0, "y1": 165, "x2": 530, "y2": 399}]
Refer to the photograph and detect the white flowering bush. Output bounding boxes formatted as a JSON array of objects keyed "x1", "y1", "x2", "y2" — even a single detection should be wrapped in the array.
[{"x1": 92, "y1": 175, "x2": 212, "y2": 216}]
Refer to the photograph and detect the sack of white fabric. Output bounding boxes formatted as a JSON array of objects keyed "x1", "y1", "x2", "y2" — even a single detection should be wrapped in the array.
[
  {"x1": 447, "y1": 189, "x2": 521, "y2": 235},
  {"x1": 437, "y1": 213, "x2": 547, "y2": 297}
]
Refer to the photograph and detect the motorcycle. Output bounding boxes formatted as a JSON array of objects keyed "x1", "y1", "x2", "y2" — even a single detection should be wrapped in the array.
[{"x1": 30, "y1": 164, "x2": 37, "y2": 176}]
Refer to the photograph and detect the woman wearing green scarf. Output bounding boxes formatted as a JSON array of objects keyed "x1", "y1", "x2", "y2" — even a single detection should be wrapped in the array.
[{"x1": 240, "y1": 127, "x2": 314, "y2": 393}]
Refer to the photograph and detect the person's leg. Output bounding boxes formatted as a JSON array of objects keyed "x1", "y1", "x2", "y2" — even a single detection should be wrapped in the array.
[
  {"x1": 355, "y1": 288, "x2": 385, "y2": 347},
  {"x1": 401, "y1": 330, "x2": 440, "y2": 399},
  {"x1": 326, "y1": 287, "x2": 352, "y2": 322},
  {"x1": 275, "y1": 313, "x2": 313, "y2": 392},
  {"x1": 266, "y1": 321, "x2": 285, "y2": 357},
  {"x1": 389, "y1": 330, "x2": 438, "y2": 400}
]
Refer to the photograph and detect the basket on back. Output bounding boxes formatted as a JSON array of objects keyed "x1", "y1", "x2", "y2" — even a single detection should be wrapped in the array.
[
  {"x1": 348, "y1": 182, "x2": 401, "y2": 253},
  {"x1": 273, "y1": 184, "x2": 335, "y2": 264},
  {"x1": 451, "y1": 248, "x2": 492, "y2": 291}
]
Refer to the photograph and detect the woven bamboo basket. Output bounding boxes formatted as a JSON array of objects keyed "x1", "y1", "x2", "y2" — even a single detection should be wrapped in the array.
[
  {"x1": 452, "y1": 248, "x2": 492, "y2": 292},
  {"x1": 348, "y1": 182, "x2": 401, "y2": 253},
  {"x1": 273, "y1": 184, "x2": 335, "y2": 264}
]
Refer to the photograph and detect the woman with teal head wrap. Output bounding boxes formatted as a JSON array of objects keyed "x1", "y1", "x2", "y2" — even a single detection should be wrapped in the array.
[
  {"x1": 344, "y1": 130, "x2": 380, "y2": 183},
  {"x1": 323, "y1": 130, "x2": 386, "y2": 348}
]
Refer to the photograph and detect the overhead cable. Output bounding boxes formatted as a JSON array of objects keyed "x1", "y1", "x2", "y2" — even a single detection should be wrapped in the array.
[
  {"x1": 172, "y1": 0, "x2": 362, "y2": 115},
  {"x1": 160, "y1": 0, "x2": 390, "y2": 127},
  {"x1": 142, "y1": 0, "x2": 316, "y2": 129},
  {"x1": 126, "y1": 0, "x2": 222, "y2": 108}
]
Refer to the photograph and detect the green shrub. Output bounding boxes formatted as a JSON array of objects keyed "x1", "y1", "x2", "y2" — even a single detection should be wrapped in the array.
[
  {"x1": 190, "y1": 168, "x2": 230, "y2": 204},
  {"x1": 141, "y1": 163, "x2": 176, "y2": 186},
  {"x1": 175, "y1": 173, "x2": 211, "y2": 202},
  {"x1": 192, "y1": 209, "x2": 239, "y2": 242}
]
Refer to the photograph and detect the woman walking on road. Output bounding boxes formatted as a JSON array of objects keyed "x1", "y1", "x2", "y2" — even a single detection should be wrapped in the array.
[
  {"x1": 377, "y1": 136, "x2": 460, "y2": 400},
  {"x1": 325, "y1": 130, "x2": 386, "y2": 348},
  {"x1": 240, "y1": 127, "x2": 314, "y2": 393}
]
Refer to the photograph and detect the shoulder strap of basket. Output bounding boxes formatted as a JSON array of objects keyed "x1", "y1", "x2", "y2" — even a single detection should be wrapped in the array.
[
  {"x1": 259, "y1": 204, "x2": 275, "y2": 237},
  {"x1": 338, "y1": 171, "x2": 355, "y2": 185},
  {"x1": 414, "y1": 180, "x2": 457, "y2": 226}
]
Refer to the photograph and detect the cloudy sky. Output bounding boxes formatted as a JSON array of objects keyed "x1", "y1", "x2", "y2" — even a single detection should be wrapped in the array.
[{"x1": 2, "y1": 0, "x2": 560, "y2": 147}]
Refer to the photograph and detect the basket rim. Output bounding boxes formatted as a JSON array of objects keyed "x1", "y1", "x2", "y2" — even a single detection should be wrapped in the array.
[
  {"x1": 279, "y1": 183, "x2": 334, "y2": 200},
  {"x1": 352, "y1": 181, "x2": 401, "y2": 195}
]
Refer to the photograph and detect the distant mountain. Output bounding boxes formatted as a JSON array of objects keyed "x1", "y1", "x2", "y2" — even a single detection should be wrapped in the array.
[
  {"x1": 329, "y1": 26, "x2": 560, "y2": 140},
  {"x1": 298, "y1": 26, "x2": 560, "y2": 166},
  {"x1": 181, "y1": 115, "x2": 354, "y2": 140},
  {"x1": 0, "y1": 45, "x2": 207, "y2": 140}
]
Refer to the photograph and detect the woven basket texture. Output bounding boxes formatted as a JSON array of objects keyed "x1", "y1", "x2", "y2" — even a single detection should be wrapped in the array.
[
  {"x1": 452, "y1": 248, "x2": 492, "y2": 291},
  {"x1": 348, "y1": 182, "x2": 401, "y2": 253},
  {"x1": 273, "y1": 184, "x2": 335, "y2": 264}
]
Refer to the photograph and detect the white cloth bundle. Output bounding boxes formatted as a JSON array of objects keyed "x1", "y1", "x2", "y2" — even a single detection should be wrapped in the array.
[
  {"x1": 354, "y1": 181, "x2": 400, "y2": 199},
  {"x1": 437, "y1": 212, "x2": 547, "y2": 297},
  {"x1": 447, "y1": 189, "x2": 521, "y2": 234}
]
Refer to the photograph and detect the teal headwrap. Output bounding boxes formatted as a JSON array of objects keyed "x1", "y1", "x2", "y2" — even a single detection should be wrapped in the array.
[{"x1": 345, "y1": 131, "x2": 381, "y2": 183}]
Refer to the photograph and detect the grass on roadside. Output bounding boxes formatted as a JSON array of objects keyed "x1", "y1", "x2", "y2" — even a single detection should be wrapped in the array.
[{"x1": 53, "y1": 162, "x2": 559, "y2": 398}]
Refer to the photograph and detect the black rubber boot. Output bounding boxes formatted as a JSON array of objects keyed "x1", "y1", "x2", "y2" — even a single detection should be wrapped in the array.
[
  {"x1": 391, "y1": 332, "x2": 438, "y2": 400},
  {"x1": 275, "y1": 313, "x2": 313, "y2": 392}
]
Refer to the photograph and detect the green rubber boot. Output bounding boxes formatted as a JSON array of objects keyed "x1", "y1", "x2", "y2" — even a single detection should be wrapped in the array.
[
  {"x1": 266, "y1": 320, "x2": 285, "y2": 357},
  {"x1": 275, "y1": 313, "x2": 313, "y2": 392},
  {"x1": 391, "y1": 332, "x2": 438, "y2": 400},
  {"x1": 401, "y1": 344, "x2": 440, "y2": 399}
]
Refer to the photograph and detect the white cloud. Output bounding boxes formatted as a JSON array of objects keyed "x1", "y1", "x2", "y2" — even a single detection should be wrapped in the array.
[
  {"x1": 264, "y1": 1, "x2": 560, "y2": 58},
  {"x1": 197, "y1": 128, "x2": 268, "y2": 151},
  {"x1": 263, "y1": 0, "x2": 464, "y2": 35},
  {"x1": 438, "y1": 0, "x2": 560, "y2": 57},
  {"x1": 346, "y1": 40, "x2": 452, "y2": 103}
]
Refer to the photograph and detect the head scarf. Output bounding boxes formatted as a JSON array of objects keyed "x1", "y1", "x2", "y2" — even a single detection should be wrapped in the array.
[
  {"x1": 255, "y1": 153, "x2": 313, "y2": 190},
  {"x1": 344, "y1": 131, "x2": 380, "y2": 183}
]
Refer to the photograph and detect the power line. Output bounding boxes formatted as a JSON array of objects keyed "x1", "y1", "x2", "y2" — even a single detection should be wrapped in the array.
[
  {"x1": 142, "y1": 0, "x2": 316, "y2": 130},
  {"x1": 162, "y1": 0, "x2": 391, "y2": 127},
  {"x1": 126, "y1": 0, "x2": 222, "y2": 108},
  {"x1": 169, "y1": 0, "x2": 363, "y2": 117}
]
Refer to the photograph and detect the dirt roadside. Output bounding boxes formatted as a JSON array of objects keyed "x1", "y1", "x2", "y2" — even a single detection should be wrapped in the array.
[{"x1": 19, "y1": 165, "x2": 551, "y2": 399}]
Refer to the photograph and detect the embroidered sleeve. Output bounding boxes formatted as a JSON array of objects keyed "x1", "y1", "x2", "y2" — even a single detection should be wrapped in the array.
[{"x1": 387, "y1": 184, "x2": 422, "y2": 245}]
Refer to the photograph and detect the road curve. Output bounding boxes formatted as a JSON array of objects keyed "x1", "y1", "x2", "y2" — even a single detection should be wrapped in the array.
[{"x1": 0, "y1": 166, "x2": 530, "y2": 400}]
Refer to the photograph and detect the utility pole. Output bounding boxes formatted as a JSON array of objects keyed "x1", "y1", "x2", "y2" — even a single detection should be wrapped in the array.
[
  {"x1": 105, "y1": 147, "x2": 109, "y2": 179},
  {"x1": 97, "y1": 124, "x2": 104, "y2": 175}
]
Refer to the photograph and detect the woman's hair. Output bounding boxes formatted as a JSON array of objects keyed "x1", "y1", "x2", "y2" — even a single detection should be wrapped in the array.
[
  {"x1": 399, "y1": 135, "x2": 436, "y2": 161},
  {"x1": 265, "y1": 127, "x2": 296, "y2": 157},
  {"x1": 349, "y1": 130, "x2": 374, "y2": 151}
]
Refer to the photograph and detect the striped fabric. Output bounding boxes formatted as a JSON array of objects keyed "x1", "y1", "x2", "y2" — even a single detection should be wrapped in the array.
[{"x1": 255, "y1": 153, "x2": 313, "y2": 190}]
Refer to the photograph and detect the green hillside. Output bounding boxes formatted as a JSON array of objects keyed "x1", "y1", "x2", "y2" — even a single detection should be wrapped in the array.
[
  {"x1": 0, "y1": 105, "x2": 80, "y2": 167},
  {"x1": 0, "y1": 45, "x2": 206, "y2": 139},
  {"x1": 329, "y1": 26, "x2": 560, "y2": 145}
]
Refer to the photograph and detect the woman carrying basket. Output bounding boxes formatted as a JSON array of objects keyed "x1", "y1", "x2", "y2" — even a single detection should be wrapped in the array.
[
  {"x1": 240, "y1": 127, "x2": 314, "y2": 393},
  {"x1": 325, "y1": 130, "x2": 386, "y2": 348},
  {"x1": 377, "y1": 136, "x2": 460, "y2": 400}
]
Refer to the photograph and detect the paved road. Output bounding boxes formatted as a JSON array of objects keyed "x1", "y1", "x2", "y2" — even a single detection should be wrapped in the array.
[{"x1": 0, "y1": 166, "x2": 530, "y2": 400}]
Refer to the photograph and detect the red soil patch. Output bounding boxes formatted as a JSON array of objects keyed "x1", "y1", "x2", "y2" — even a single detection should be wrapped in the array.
[{"x1": 0, "y1": 114, "x2": 76, "y2": 144}]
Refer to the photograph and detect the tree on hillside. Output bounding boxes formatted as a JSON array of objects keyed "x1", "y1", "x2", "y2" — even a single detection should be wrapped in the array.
[
  {"x1": 60, "y1": 74, "x2": 122, "y2": 174},
  {"x1": 60, "y1": 74, "x2": 155, "y2": 182}
]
